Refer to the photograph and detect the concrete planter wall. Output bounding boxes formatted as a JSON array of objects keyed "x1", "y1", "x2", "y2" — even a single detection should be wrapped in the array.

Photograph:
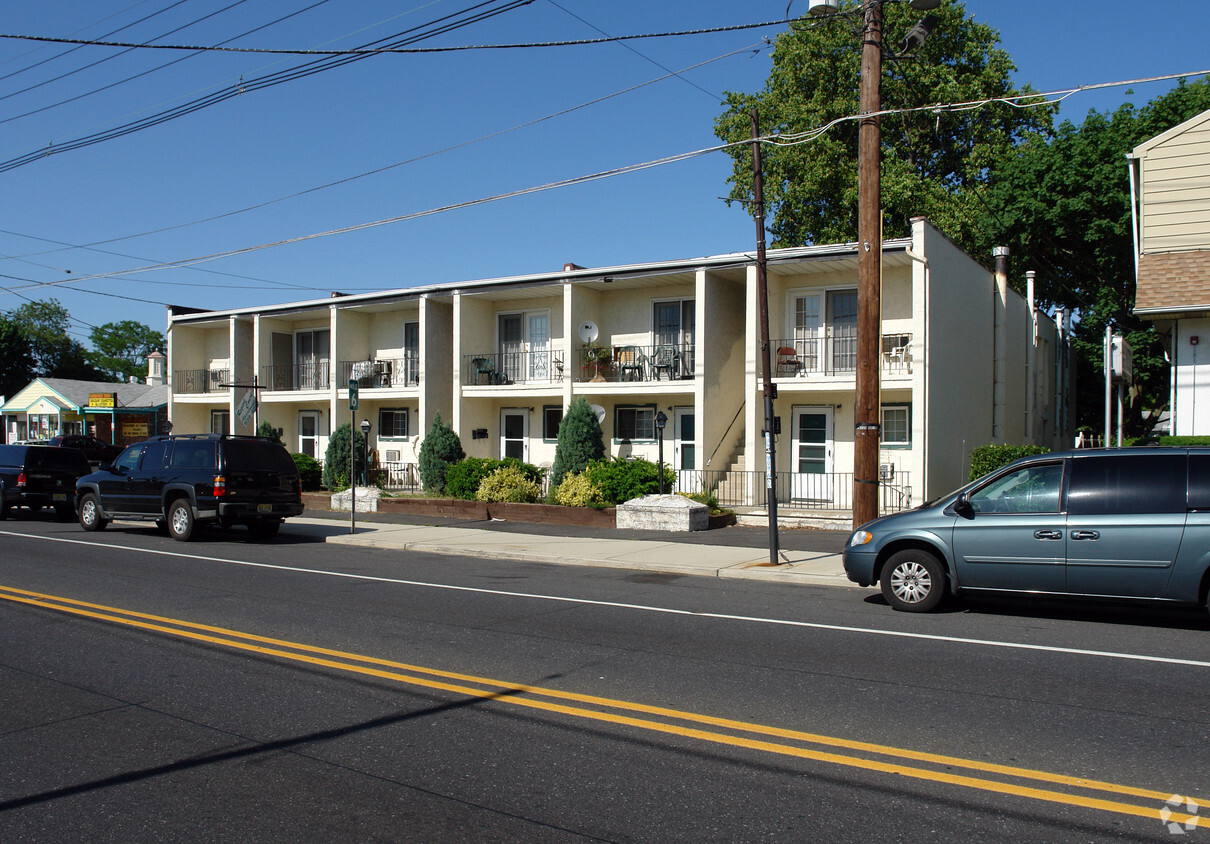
[{"x1": 304, "y1": 492, "x2": 616, "y2": 528}]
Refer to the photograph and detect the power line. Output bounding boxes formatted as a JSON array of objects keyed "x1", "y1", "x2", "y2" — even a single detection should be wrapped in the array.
[{"x1": 0, "y1": 18, "x2": 790, "y2": 55}]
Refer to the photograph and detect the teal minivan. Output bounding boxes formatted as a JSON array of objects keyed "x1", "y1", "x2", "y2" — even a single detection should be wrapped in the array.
[{"x1": 843, "y1": 448, "x2": 1210, "y2": 613}]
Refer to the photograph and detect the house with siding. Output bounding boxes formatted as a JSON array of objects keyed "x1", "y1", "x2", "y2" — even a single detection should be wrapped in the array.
[
  {"x1": 167, "y1": 217, "x2": 1070, "y2": 515},
  {"x1": 1129, "y1": 108, "x2": 1210, "y2": 435}
]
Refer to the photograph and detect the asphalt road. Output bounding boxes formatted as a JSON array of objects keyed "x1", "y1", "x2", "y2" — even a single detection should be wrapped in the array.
[{"x1": 2, "y1": 511, "x2": 1208, "y2": 841}]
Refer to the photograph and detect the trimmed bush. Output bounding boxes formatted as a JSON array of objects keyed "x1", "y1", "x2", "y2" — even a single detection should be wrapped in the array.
[
  {"x1": 418, "y1": 413, "x2": 465, "y2": 494},
  {"x1": 550, "y1": 396, "x2": 605, "y2": 488},
  {"x1": 475, "y1": 466, "x2": 542, "y2": 503},
  {"x1": 291, "y1": 453, "x2": 322, "y2": 491},
  {"x1": 444, "y1": 457, "x2": 493, "y2": 500},
  {"x1": 257, "y1": 420, "x2": 284, "y2": 443},
  {"x1": 554, "y1": 473, "x2": 605, "y2": 507},
  {"x1": 968, "y1": 443, "x2": 1051, "y2": 481},
  {"x1": 585, "y1": 457, "x2": 675, "y2": 506},
  {"x1": 322, "y1": 423, "x2": 368, "y2": 490}
]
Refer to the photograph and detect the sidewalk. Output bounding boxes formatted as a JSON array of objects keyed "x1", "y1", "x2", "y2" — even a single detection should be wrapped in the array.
[{"x1": 293, "y1": 510, "x2": 854, "y2": 588}]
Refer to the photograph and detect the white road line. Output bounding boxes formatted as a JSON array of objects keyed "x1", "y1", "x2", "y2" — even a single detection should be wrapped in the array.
[{"x1": 4, "y1": 529, "x2": 1209, "y2": 668}]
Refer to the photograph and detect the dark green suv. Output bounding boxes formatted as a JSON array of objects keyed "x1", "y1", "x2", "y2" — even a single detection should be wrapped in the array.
[{"x1": 76, "y1": 434, "x2": 304, "y2": 541}]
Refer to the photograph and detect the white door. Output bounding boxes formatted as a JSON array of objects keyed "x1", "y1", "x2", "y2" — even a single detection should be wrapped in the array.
[
  {"x1": 299, "y1": 411, "x2": 320, "y2": 458},
  {"x1": 791, "y1": 406, "x2": 834, "y2": 503},
  {"x1": 501, "y1": 410, "x2": 528, "y2": 461},
  {"x1": 672, "y1": 407, "x2": 698, "y2": 493}
]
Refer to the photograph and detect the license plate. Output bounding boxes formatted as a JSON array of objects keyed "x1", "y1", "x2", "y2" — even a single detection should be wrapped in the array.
[
  {"x1": 53, "y1": 493, "x2": 67, "y2": 501},
  {"x1": 257, "y1": 504, "x2": 272, "y2": 513}
]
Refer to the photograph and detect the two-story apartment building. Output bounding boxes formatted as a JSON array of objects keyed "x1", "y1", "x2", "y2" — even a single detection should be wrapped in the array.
[
  {"x1": 168, "y1": 218, "x2": 1070, "y2": 512},
  {"x1": 1130, "y1": 107, "x2": 1210, "y2": 435}
]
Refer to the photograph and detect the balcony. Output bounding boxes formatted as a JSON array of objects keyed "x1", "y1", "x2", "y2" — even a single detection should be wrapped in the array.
[
  {"x1": 174, "y1": 368, "x2": 229, "y2": 394},
  {"x1": 773, "y1": 334, "x2": 912, "y2": 377},
  {"x1": 574, "y1": 343, "x2": 697, "y2": 383},
  {"x1": 262, "y1": 362, "x2": 331, "y2": 392},
  {"x1": 463, "y1": 350, "x2": 565, "y2": 386},
  {"x1": 339, "y1": 356, "x2": 419, "y2": 389}
]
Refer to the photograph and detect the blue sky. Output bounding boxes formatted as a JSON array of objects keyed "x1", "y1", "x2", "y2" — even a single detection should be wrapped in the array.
[{"x1": 1, "y1": 0, "x2": 1207, "y2": 347}]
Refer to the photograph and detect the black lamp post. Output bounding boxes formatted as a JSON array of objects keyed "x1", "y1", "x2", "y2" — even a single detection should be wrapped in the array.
[
  {"x1": 359, "y1": 419, "x2": 371, "y2": 487},
  {"x1": 654, "y1": 411, "x2": 668, "y2": 495}
]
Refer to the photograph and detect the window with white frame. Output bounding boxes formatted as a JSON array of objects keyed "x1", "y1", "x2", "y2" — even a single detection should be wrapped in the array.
[
  {"x1": 881, "y1": 404, "x2": 910, "y2": 446},
  {"x1": 210, "y1": 410, "x2": 229, "y2": 435},
  {"x1": 378, "y1": 408, "x2": 409, "y2": 439},
  {"x1": 543, "y1": 405, "x2": 563, "y2": 441},
  {"x1": 615, "y1": 405, "x2": 655, "y2": 443}
]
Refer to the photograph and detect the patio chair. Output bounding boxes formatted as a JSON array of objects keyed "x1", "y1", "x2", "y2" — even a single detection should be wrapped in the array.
[
  {"x1": 650, "y1": 344, "x2": 679, "y2": 380},
  {"x1": 617, "y1": 346, "x2": 647, "y2": 381},
  {"x1": 776, "y1": 346, "x2": 803, "y2": 377},
  {"x1": 471, "y1": 357, "x2": 498, "y2": 385}
]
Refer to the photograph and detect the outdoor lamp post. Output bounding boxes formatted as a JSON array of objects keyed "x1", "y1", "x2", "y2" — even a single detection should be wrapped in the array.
[
  {"x1": 359, "y1": 419, "x2": 371, "y2": 487},
  {"x1": 654, "y1": 411, "x2": 668, "y2": 495}
]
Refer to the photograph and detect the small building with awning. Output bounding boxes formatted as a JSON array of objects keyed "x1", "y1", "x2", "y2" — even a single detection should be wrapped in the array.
[{"x1": 1, "y1": 377, "x2": 170, "y2": 445}]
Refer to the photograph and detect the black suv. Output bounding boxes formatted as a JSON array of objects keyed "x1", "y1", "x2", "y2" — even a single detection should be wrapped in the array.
[
  {"x1": 0, "y1": 444, "x2": 91, "y2": 519},
  {"x1": 76, "y1": 434, "x2": 304, "y2": 541}
]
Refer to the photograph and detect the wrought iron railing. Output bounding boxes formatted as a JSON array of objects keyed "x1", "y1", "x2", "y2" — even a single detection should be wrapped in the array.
[
  {"x1": 262, "y1": 362, "x2": 331, "y2": 391},
  {"x1": 773, "y1": 335, "x2": 912, "y2": 377},
  {"x1": 575, "y1": 343, "x2": 697, "y2": 383},
  {"x1": 339, "y1": 355, "x2": 419, "y2": 388},
  {"x1": 174, "y1": 368, "x2": 230, "y2": 394},
  {"x1": 463, "y1": 350, "x2": 565, "y2": 385},
  {"x1": 673, "y1": 469, "x2": 912, "y2": 514}
]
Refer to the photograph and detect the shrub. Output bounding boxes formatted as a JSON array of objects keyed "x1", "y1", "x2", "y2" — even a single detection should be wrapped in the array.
[
  {"x1": 257, "y1": 420, "x2": 284, "y2": 443},
  {"x1": 418, "y1": 413, "x2": 465, "y2": 493},
  {"x1": 291, "y1": 453, "x2": 322, "y2": 491},
  {"x1": 550, "y1": 397, "x2": 606, "y2": 488},
  {"x1": 968, "y1": 443, "x2": 1051, "y2": 481},
  {"x1": 585, "y1": 457, "x2": 675, "y2": 505},
  {"x1": 322, "y1": 423, "x2": 368, "y2": 490},
  {"x1": 554, "y1": 473, "x2": 604, "y2": 507},
  {"x1": 444, "y1": 457, "x2": 493, "y2": 500},
  {"x1": 475, "y1": 466, "x2": 542, "y2": 503}
]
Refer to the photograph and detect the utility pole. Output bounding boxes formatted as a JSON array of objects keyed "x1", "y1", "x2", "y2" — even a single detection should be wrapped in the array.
[
  {"x1": 853, "y1": 0, "x2": 883, "y2": 529},
  {"x1": 750, "y1": 108, "x2": 780, "y2": 565}
]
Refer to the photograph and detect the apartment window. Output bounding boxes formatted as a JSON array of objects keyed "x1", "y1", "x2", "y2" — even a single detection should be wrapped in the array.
[
  {"x1": 615, "y1": 405, "x2": 656, "y2": 443},
  {"x1": 543, "y1": 405, "x2": 563, "y2": 441},
  {"x1": 210, "y1": 410, "x2": 229, "y2": 435},
  {"x1": 379, "y1": 408, "x2": 409, "y2": 439},
  {"x1": 881, "y1": 405, "x2": 910, "y2": 447}
]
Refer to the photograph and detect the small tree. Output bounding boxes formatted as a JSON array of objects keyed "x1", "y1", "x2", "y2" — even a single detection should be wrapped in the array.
[
  {"x1": 257, "y1": 420, "x2": 284, "y2": 443},
  {"x1": 418, "y1": 413, "x2": 465, "y2": 494},
  {"x1": 322, "y1": 422, "x2": 367, "y2": 490},
  {"x1": 292, "y1": 453, "x2": 322, "y2": 491},
  {"x1": 550, "y1": 397, "x2": 605, "y2": 488}
]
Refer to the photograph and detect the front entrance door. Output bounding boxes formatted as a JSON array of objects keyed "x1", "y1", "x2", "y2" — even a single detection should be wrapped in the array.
[
  {"x1": 790, "y1": 406, "x2": 833, "y2": 504},
  {"x1": 299, "y1": 411, "x2": 320, "y2": 459},
  {"x1": 672, "y1": 407, "x2": 697, "y2": 493},
  {"x1": 501, "y1": 410, "x2": 528, "y2": 461}
]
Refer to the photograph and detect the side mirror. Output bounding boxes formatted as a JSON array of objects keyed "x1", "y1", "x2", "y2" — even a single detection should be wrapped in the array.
[{"x1": 953, "y1": 493, "x2": 974, "y2": 519}]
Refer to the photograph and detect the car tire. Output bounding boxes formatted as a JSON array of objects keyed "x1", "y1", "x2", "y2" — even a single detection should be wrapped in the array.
[
  {"x1": 78, "y1": 493, "x2": 108, "y2": 531},
  {"x1": 0, "y1": 488, "x2": 9, "y2": 520},
  {"x1": 247, "y1": 519, "x2": 281, "y2": 539},
  {"x1": 881, "y1": 549, "x2": 946, "y2": 612},
  {"x1": 167, "y1": 499, "x2": 196, "y2": 542}
]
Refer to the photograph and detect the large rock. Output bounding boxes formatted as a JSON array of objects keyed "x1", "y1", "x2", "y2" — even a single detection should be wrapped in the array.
[
  {"x1": 331, "y1": 486, "x2": 380, "y2": 513},
  {"x1": 616, "y1": 494, "x2": 708, "y2": 532}
]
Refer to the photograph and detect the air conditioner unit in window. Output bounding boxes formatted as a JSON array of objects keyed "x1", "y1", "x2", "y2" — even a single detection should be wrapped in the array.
[
  {"x1": 384, "y1": 450, "x2": 400, "y2": 462},
  {"x1": 879, "y1": 463, "x2": 895, "y2": 481}
]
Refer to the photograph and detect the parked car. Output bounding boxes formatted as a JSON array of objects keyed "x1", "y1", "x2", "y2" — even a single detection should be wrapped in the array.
[
  {"x1": 47, "y1": 434, "x2": 124, "y2": 466},
  {"x1": 844, "y1": 447, "x2": 1210, "y2": 614},
  {"x1": 0, "y1": 443, "x2": 92, "y2": 520},
  {"x1": 76, "y1": 434, "x2": 304, "y2": 541}
]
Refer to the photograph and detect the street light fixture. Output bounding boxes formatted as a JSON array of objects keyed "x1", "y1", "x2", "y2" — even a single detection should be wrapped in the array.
[
  {"x1": 654, "y1": 411, "x2": 668, "y2": 495},
  {"x1": 359, "y1": 419, "x2": 372, "y2": 487}
]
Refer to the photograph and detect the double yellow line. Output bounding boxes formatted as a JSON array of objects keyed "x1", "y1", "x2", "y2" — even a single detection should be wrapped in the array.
[{"x1": 2, "y1": 583, "x2": 1203, "y2": 829}]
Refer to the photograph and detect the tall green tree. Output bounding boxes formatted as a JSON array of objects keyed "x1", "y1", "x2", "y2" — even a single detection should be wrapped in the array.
[
  {"x1": 714, "y1": 0, "x2": 1054, "y2": 247},
  {"x1": 88, "y1": 320, "x2": 165, "y2": 382},
  {"x1": 970, "y1": 78, "x2": 1210, "y2": 434},
  {"x1": 7, "y1": 299, "x2": 103, "y2": 380},
  {"x1": 0, "y1": 315, "x2": 35, "y2": 398}
]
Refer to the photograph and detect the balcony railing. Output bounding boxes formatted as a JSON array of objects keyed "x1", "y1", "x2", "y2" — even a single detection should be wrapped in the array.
[
  {"x1": 674, "y1": 469, "x2": 912, "y2": 513},
  {"x1": 262, "y1": 361, "x2": 331, "y2": 392},
  {"x1": 575, "y1": 343, "x2": 697, "y2": 383},
  {"x1": 463, "y1": 350, "x2": 565, "y2": 385},
  {"x1": 174, "y1": 368, "x2": 229, "y2": 394},
  {"x1": 339, "y1": 355, "x2": 419, "y2": 389},
  {"x1": 773, "y1": 335, "x2": 912, "y2": 377}
]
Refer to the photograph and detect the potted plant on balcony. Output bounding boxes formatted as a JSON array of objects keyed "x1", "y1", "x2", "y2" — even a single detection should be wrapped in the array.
[{"x1": 582, "y1": 344, "x2": 613, "y2": 381}]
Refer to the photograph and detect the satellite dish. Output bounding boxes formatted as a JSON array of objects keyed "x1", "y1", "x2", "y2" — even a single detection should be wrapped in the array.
[
  {"x1": 578, "y1": 321, "x2": 599, "y2": 344},
  {"x1": 589, "y1": 404, "x2": 606, "y2": 424}
]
